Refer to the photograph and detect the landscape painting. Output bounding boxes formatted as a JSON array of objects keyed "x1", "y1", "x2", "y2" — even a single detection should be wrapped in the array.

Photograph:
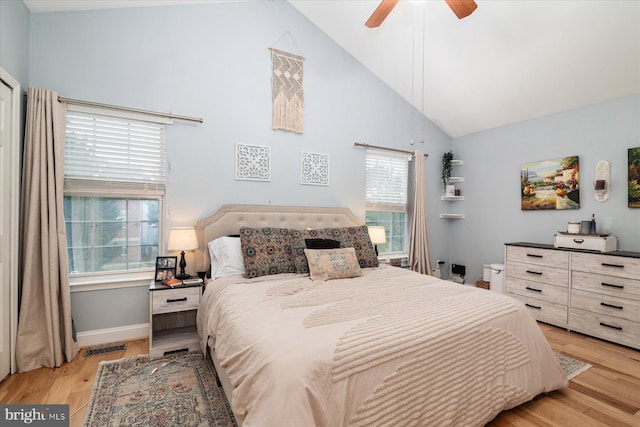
[
  {"x1": 521, "y1": 156, "x2": 580, "y2": 210},
  {"x1": 630, "y1": 147, "x2": 640, "y2": 208}
]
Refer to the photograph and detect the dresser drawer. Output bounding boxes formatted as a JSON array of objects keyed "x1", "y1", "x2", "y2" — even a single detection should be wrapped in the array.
[
  {"x1": 572, "y1": 270, "x2": 640, "y2": 302},
  {"x1": 506, "y1": 246, "x2": 569, "y2": 269},
  {"x1": 506, "y1": 277, "x2": 568, "y2": 302},
  {"x1": 507, "y1": 292, "x2": 568, "y2": 326},
  {"x1": 506, "y1": 262, "x2": 568, "y2": 287},
  {"x1": 152, "y1": 287, "x2": 201, "y2": 314},
  {"x1": 571, "y1": 252, "x2": 640, "y2": 280},
  {"x1": 572, "y1": 289, "x2": 640, "y2": 322},
  {"x1": 570, "y1": 307, "x2": 640, "y2": 350}
]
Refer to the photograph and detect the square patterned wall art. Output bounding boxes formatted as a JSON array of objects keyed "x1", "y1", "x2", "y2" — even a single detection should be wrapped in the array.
[
  {"x1": 300, "y1": 151, "x2": 329, "y2": 186},
  {"x1": 521, "y1": 156, "x2": 580, "y2": 210},
  {"x1": 236, "y1": 143, "x2": 271, "y2": 182}
]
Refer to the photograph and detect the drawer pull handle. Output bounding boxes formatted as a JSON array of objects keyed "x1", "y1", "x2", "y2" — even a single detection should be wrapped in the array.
[
  {"x1": 526, "y1": 270, "x2": 543, "y2": 275},
  {"x1": 573, "y1": 238, "x2": 584, "y2": 244},
  {"x1": 526, "y1": 286, "x2": 542, "y2": 293},
  {"x1": 601, "y1": 282, "x2": 624, "y2": 290},
  {"x1": 601, "y1": 262, "x2": 624, "y2": 269},
  {"x1": 600, "y1": 302, "x2": 623, "y2": 310},
  {"x1": 599, "y1": 322, "x2": 622, "y2": 331},
  {"x1": 526, "y1": 254, "x2": 543, "y2": 258},
  {"x1": 167, "y1": 297, "x2": 188, "y2": 303},
  {"x1": 525, "y1": 303, "x2": 541, "y2": 310}
]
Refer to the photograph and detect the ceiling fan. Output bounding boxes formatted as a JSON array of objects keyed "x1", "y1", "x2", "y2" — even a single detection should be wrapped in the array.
[{"x1": 365, "y1": 0, "x2": 477, "y2": 28}]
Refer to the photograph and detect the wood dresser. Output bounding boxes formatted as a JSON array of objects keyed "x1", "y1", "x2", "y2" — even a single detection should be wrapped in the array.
[{"x1": 505, "y1": 242, "x2": 640, "y2": 349}]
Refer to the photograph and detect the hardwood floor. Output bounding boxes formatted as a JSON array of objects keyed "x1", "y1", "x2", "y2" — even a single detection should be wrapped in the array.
[
  {"x1": 0, "y1": 325, "x2": 638, "y2": 426},
  {"x1": 0, "y1": 338, "x2": 149, "y2": 427}
]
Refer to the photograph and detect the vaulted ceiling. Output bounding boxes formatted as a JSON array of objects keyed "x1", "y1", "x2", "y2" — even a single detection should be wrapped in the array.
[{"x1": 23, "y1": 0, "x2": 640, "y2": 137}]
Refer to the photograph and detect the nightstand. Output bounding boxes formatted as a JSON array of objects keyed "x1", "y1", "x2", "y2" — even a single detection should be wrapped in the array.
[{"x1": 149, "y1": 280, "x2": 202, "y2": 357}]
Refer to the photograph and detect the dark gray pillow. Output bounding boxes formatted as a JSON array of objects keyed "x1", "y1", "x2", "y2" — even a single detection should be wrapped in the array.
[{"x1": 305, "y1": 238, "x2": 341, "y2": 249}]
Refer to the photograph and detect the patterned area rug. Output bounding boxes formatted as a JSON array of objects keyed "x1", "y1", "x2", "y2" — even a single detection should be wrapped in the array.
[
  {"x1": 555, "y1": 352, "x2": 592, "y2": 379},
  {"x1": 84, "y1": 352, "x2": 236, "y2": 427}
]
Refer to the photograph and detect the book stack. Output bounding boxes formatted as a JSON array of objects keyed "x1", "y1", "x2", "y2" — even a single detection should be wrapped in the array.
[{"x1": 162, "y1": 277, "x2": 204, "y2": 288}]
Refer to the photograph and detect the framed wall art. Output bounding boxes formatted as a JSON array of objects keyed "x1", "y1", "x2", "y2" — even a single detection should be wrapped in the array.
[
  {"x1": 521, "y1": 156, "x2": 580, "y2": 210},
  {"x1": 300, "y1": 151, "x2": 329, "y2": 186},
  {"x1": 629, "y1": 147, "x2": 640, "y2": 208},
  {"x1": 236, "y1": 143, "x2": 271, "y2": 182}
]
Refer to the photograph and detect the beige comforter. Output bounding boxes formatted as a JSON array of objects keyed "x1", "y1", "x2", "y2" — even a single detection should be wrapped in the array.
[{"x1": 197, "y1": 265, "x2": 567, "y2": 427}]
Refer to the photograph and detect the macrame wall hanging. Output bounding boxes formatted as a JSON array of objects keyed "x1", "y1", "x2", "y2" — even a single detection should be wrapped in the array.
[{"x1": 270, "y1": 48, "x2": 305, "y2": 134}]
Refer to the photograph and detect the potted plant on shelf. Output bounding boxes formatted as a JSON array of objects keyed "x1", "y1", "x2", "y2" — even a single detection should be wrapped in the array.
[{"x1": 442, "y1": 151, "x2": 454, "y2": 192}]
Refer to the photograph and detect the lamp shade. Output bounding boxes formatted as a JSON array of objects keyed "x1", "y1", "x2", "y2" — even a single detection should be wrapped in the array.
[
  {"x1": 368, "y1": 226, "x2": 387, "y2": 245},
  {"x1": 167, "y1": 227, "x2": 198, "y2": 251}
]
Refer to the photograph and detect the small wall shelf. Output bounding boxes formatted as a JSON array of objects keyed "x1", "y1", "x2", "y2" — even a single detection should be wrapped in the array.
[
  {"x1": 440, "y1": 214, "x2": 465, "y2": 219},
  {"x1": 441, "y1": 158, "x2": 464, "y2": 219}
]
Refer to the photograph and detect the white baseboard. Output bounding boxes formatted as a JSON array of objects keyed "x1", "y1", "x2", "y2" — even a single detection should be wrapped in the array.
[{"x1": 76, "y1": 323, "x2": 149, "y2": 348}]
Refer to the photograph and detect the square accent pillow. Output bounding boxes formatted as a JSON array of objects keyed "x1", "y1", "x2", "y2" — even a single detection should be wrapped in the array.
[
  {"x1": 207, "y1": 236, "x2": 245, "y2": 278},
  {"x1": 304, "y1": 248, "x2": 363, "y2": 281},
  {"x1": 291, "y1": 225, "x2": 379, "y2": 273},
  {"x1": 240, "y1": 227, "x2": 295, "y2": 278}
]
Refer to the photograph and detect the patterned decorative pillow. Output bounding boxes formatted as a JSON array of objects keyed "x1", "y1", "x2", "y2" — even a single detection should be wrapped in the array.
[
  {"x1": 291, "y1": 225, "x2": 379, "y2": 273},
  {"x1": 304, "y1": 248, "x2": 363, "y2": 281},
  {"x1": 240, "y1": 227, "x2": 295, "y2": 278}
]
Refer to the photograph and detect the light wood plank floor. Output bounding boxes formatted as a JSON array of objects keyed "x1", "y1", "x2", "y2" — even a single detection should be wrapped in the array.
[{"x1": 1, "y1": 324, "x2": 638, "y2": 426}]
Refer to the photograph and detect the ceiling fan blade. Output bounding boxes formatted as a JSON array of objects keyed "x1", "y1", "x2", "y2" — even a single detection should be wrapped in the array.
[
  {"x1": 365, "y1": 0, "x2": 399, "y2": 28},
  {"x1": 444, "y1": 0, "x2": 478, "y2": 19}
]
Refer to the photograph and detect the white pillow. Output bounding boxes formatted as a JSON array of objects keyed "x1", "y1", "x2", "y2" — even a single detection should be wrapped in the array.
[{"x1": 207, "y1": 236, "x2": 245, "y2": 278}]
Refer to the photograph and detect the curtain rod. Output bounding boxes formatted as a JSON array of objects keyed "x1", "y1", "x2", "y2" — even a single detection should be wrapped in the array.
[
  {"x1": 354, "y1": 142, "x2": 428, "y2": 157},
  {"x1": 59, "y1": 96, "x2": 203, "y2": 123},
  {"x1": 25, "y1": 92, "x2": 203, "y2": 123}
]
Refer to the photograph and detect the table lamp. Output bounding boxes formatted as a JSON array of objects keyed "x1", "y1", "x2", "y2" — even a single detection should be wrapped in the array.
[
  {"x1": 368, "y1": 226, "x2": 386, "y2": 256},
  {"x1": 167, "y1": 227, "x2": 198, "y2": 279}
]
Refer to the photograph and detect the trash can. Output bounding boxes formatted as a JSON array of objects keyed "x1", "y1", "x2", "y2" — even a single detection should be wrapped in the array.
[
  {"x1": 490, "y1": 264, "x2": 505, "y2": 294},
  {"x1": 482, "y1": 264, "x2": 491, "y2": 282}
]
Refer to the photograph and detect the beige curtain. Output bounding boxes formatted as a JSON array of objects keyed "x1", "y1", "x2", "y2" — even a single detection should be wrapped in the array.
[
  {"x1": 409, "y1": 149, "x2": 432, "y2": 275},
  {"x1": 16, "y1": 88, "x2": 79, "y2": 372}
]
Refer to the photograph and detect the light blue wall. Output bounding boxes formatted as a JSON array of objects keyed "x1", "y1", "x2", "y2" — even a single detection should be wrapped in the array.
[
  {"x1": 0, "y1": 0, "x2": 30, "y2": 145},
  {"x1": 450, "y1": 94, "x2": 640, "y2": 282},
  {"x1": 29, "y1": 1, "x2": 451, "y2": 332},
  {"x1": 0, "y1": 0, "x2": 30, "y2": 88}
]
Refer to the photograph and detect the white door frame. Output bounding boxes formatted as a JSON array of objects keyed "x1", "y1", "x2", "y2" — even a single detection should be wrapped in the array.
[{"x1": 0, "y1": 67, "x2": 21, "y2": 376}]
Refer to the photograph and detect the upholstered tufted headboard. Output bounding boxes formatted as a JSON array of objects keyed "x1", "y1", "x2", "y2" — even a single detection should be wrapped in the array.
[{"x1": 194, "y1": 204, "x2": 364, "y2": 273}]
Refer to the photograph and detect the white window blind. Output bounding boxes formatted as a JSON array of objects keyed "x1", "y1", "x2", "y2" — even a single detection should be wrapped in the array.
[
  {"x1": 64, "y1": 109, "x2": 166, "y2": 196},
  {"x1": 365, "y1": 149, "x2": 409, "y2": 211}
]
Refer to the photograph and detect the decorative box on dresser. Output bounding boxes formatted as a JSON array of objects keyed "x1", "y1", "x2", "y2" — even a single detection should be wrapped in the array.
[
  {"x1": 149, "y1": 281, "x2": 203, "y2": 357},
  {"x1": 505, "y1": 242, "x2": 640, "y2": 350}
]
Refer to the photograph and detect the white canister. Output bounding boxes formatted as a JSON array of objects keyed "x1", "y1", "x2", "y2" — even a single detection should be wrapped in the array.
[
  {"x1": 482, "y1": 264, "x2": 491, "y2": 282},
  {"x1": 567, "y1": 222, "x2": 580, "y2": 234}
]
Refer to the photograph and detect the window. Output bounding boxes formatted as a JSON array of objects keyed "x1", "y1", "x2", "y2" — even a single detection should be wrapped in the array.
[
  {"x1": 365, "y1": 150, "x2": 409, "y2": 255},
  {"x1": 64, "y1": 106, "x2": 168, "y2": 275}
]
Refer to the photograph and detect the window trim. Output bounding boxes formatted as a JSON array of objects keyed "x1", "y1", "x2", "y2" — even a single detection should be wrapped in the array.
[{"x1": 69, "y1": 270, "x2": 155, "y2": 292}]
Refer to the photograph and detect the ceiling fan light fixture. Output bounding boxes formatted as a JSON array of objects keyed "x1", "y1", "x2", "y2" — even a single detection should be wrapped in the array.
[
  {"x1": 444, "y1": 0, "x2": 478, "y2": 19},
  {"x1": 365, "y1": 0, "x2": 399, "y2": 28}
]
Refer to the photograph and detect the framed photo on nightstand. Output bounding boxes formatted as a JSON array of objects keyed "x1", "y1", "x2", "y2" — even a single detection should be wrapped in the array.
[{"x1": 155, "y1": 256, "x2": 177, "y2": 281}]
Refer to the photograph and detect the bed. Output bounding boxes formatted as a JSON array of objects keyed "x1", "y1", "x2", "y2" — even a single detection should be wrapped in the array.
[{"x1": 195, "y1": 204, "x2": 567, "y2": 427}]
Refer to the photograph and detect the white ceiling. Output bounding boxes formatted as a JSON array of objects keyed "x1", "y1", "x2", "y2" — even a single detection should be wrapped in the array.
[{"x1": 23, "y1": 0, "x2": 640, "y2": 138}]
